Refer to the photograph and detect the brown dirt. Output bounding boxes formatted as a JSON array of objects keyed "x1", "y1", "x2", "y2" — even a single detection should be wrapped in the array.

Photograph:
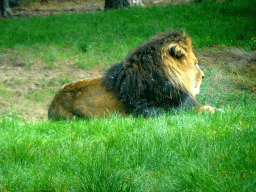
[
  {"x1": 1, "y1": 1, "x2": 255, "y2": 121},
  {"x1": 10, "y1": 1, "x2": 104, "y2": 18}
]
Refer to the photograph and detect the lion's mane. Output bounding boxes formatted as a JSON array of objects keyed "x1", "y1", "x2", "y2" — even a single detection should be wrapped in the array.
[{"x1": 103, "y1": 30, "x2": 200, "y2": 117}]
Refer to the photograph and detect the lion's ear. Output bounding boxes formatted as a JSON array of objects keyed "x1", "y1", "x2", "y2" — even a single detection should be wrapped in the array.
[{"x1": 168, "y1": 44, "x2": 187, "y2": 58}]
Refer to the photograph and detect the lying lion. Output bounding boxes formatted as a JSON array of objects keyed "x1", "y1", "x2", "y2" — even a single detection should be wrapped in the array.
[{"x1": 48, "y1": 30, "x2": 221, "y2": 120}]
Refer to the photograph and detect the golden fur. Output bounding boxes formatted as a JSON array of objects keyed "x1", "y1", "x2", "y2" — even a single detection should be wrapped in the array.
[
  {"x1": 48, "y1": 30, "x2": 220, "y2": 120},
  {"x1": 48, "y1": 77, "x2": 127, "y2": 119}
]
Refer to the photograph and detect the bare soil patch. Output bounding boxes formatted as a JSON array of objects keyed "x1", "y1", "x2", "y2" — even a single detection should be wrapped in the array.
[{"x1": 10, "y1": 1, "x2": 104, "y2": 18}]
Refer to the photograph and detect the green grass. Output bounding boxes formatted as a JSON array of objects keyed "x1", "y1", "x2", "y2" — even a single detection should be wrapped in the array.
[
  {"x1": 1, "y1": 102, "x2": 256, "y2": 191},
  {"x1": 1, "y1": 1, "x2": 256, "y2": 190},
  {"x1": 1, "y1": 65, "x2": 256, "y2": 191},
  {"x1": 0, "y1": 1, "x2": 255, "y2": 68}
]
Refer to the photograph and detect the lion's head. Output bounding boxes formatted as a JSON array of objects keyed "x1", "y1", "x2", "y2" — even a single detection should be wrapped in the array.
[
  {"x1": 160, "y1": 32, "x2": 204, "y2": 97},
  {"x1": 125, "y1": 31, "x2": 205, "y2": 98}
]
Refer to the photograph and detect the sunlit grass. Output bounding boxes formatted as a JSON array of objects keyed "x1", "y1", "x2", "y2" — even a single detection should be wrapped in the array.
[{"x1": 1, "y1": 100, "x2": 256, "y2": 191}]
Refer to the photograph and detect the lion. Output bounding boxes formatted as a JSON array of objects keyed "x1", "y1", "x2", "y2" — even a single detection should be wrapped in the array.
[{"x1": 48, "y1": 30, "x2": 221, "y2": 120}]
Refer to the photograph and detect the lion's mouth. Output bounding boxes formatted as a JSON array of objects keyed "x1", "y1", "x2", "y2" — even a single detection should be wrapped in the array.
[{"x1": 193, "y1": 82, "x2": 201, "y2": 95}]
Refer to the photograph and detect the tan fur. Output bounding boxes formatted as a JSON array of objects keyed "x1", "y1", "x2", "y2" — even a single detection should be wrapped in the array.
[
  {"x1": 48, "y1": 77, "x2": 126, "y2": 120},
  {"x1": 198, "y1": 105, "x2": 216, "y2": 113},
  {"x1": 162, "y1": 37, "x2": 204, "y2": 96}
]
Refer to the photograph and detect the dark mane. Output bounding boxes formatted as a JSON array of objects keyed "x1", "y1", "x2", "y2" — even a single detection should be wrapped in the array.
[{"x1": 103, "y1": 30, "x2": 198, "y2": 117}]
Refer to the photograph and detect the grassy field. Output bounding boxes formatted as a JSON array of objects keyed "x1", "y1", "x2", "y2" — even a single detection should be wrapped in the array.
[
  {"x1": 1, "y1": 0, "x2": 256, "y2": 191},
  {"x1": 0, "y1": 0, "x2": 255, "y2": 68},
  {"x1": 1, "y1": 96, "x2": 256, "y2": 191}
]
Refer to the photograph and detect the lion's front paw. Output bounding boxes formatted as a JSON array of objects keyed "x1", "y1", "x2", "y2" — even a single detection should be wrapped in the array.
[
  {"x1": 198, "y1": 106, "x2": 224, "y2": 113},
  {"x1": 215, "y1": 108, "x2": 224, "y2": 113}
]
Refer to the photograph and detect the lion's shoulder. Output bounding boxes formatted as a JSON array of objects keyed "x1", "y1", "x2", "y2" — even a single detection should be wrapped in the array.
[{"x1": 61, "y1": 77, "x2": 102, "y2": 92}]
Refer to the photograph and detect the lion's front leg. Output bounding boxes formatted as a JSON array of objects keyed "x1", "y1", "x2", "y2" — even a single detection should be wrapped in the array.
[
  {"x1": 132, "y1": 102, "x2": 165, "y2": 118},
  {"x1": 175, "y1": 94, "x2": 223, "y2": 113}
]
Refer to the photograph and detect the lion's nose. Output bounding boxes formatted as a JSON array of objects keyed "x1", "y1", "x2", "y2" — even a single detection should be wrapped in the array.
[{"x1": 202, "y1": 75, "x2": 205, "y2": 79}]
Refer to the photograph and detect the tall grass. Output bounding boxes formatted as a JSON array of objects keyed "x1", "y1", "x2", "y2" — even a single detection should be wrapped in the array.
[
  {"x1": 1, "y1": 100, "x2": 256, "y2": 191},
  {"x1": 1, "y1": 65, "x2": 256, "y2": 191}
]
